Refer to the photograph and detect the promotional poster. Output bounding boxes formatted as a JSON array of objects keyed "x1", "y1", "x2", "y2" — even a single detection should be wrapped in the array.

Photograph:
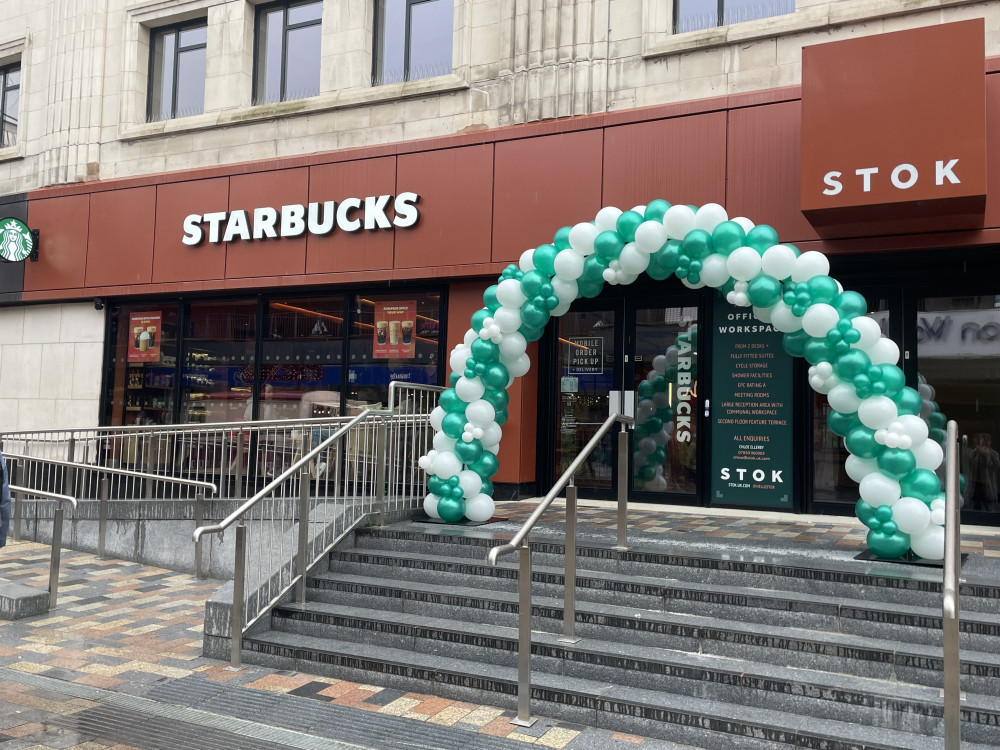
[
  {"x1": 127, "y1": 311, "x2": 162, "y2": 363},
  {"x1": 373, "y1": 300, "x2": 416, "y2": 359}
]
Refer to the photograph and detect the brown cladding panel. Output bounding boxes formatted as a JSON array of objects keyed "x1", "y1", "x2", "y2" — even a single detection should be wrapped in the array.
[
  {"x1": 226, "y1": 168, "x2": 309, "y2": 279},
  {"x1": 24, "y1": 195, "x2": 90, "y2": 292},
  {"x1": 603, "y1": 113, "x2": 727, "y2": 210},
  {"x1": 306, "y1": 157, "x2": 396, "y2": 274},
  {"x1": 492, "y1": 130, "x2": 603, "y2": 264},
  {"x1": 152, "y1": 178, "x2": 229, "y2": 283},
  {"x1": 985, "y1": 74, "x2": 1000, "y2": 230},
  {"x1": 85, "y1": 187, "x2": 156, "y2": 288},
  {"x1": 395, "y1": 145, "x2": 494, "y2": 269},
  {"x1": 727, "y1": 101, "x2": 819, "y2": 244}
]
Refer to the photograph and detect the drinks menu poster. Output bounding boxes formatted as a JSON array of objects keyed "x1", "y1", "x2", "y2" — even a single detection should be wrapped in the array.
[
  {"x1": 128, "y1": 311, "x2": 162, "y2": 363},
  {"x1": 373, "y1": 300, "x2": 416, "y2": 359}
]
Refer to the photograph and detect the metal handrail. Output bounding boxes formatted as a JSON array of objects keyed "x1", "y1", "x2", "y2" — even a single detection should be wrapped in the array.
[
  {"x1": 485, "y1": 411, "x2": 634, "y2": 727},
  {"x1": 387, "y1": 382, "x2": 445, "y2": 410},
  {"x1": 5, "y1": 453, "x2": 217, "y2": 492},
  {"x1": 1, "y1": 415, "x2": 360, "y2": 438},
  {"x1": 943, "y1": 420, "x2": 962, "y2": 749},
  {"x1": 8, "y1": 485, "x2": 76, "y2": 608}
]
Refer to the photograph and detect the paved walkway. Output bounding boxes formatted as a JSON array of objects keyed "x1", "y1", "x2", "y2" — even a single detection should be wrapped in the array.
[{"x1": 2, "y1": 499, "x2": 997, "y2": 750}]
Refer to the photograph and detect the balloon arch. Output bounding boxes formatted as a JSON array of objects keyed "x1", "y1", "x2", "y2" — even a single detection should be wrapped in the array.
[{"x1": 418, "y1": 200, "x2": 954, "y2": 561}]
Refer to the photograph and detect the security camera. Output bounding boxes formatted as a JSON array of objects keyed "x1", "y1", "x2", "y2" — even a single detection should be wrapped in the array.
[{"x1": 94, "y1": 298, "x2": 104, "y2": 311}]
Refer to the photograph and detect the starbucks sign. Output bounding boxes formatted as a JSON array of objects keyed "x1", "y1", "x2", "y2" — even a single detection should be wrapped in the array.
[{"x1": 0, "y1": 218, "x2": 35, "y2": 263}]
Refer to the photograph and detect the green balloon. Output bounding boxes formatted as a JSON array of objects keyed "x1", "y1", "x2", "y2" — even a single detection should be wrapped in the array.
[
  {"x1": 866, "y1": 529, "x2": 910, "y2": 560},
  {"x1": 441, "y1": 412, "x2": 466, "y2": 439},
  {"x1": 428, "y1": 476, "x2": 445, "y2": 495},
  {"x1": 470, "y1": 338, "x2": 499, "y2": 363},
  {"x1": 483, "y1": 285, "x2": 501, "y2": 312},
  {"x1": 845, "y1": 425, "x2": 881, "y2": 458},
  {"x1": 804, "y1": 340, "x2": 835, "y2": 366},
  {"x1": 879, "y1": 365, "x2": 906, "y2": 396},
  {"x1": 520, "y1": 324, "x2": 546, "y2": 342},
  {"x1": 439, "y1": 388, "x2": 467, "y2": 413},
  {"x1": 471, "y1": 308, "x2": 491, "y2": 331},
  {"x1": 645, "y1": 416, "x2": 663, "y2": 434},
  {"x1": 455, "y1": 439, "x2": 484, "y2": 464},
  {"x1": 746, "y1": 224, "x2": 779, "y2": 252},
  {"x1": 928, "y1": 412, "x2": 947, "y2": 430},
  {"x1": 448, "y1": 372, "x2": 460, "y2": 387},
  {"x1": 638, "y1": 464, "x2": 656, "y2": 482},
  {"x1": 881, "y1": 520, "x2": 899, "y2": 536},
  {"x1": 877, "y1": 448, "x2": 917, "y2": 478},
  {"x1": 651, "y1": 240, "x2": 681, "y2": 273},
  {"x1": 520, "y1": 302, "x2": 549, "y2": 329},
  {"x1": 834, "y1": 349, "x2": 871, "y2": 380},
  {"x1": 480, "y1": 478, "x2": 494, "y2": 496},
  {"x1": 578, "y1": 279, "x2": 603, "y2": 298},
  {"x1": 520, "y1": 270, "x2": 550, "y2": 297},
  {"x1": 711, "y1": 221, "x2": 746, "y2": 256},
  {"x1": 900, "y1": 469, "x2": 941, "y2": 500},
  {"x1": 681, "y1": 229, "x2": 714, "y2": 260},
  {"x1": 469, "y1": 451, "x2": 499, "y2": 479},
  {"x1": 827, "y1": 410, "x2": 860, "y2": 437},
  {"x1": 875, "y1": 504, "x2": 893, "y2": 522},
  {"x1": 892, "y1": 387, "x2": 922, "y2": 415},
  {"x1": 553, "y1": 226, "x2": 572, "y2": 250},
  {"x1": 855, "y1": 499, "x2": 876, "y2": 525},
  {"x1": 644, "y1": 199, "x2": 671, "y2": 222},
  {"x1": 482, "y1": 388, "x2": 509, "y2": 410},
  {"x1": 782, "y1": 330, "x2": 811, "y2": 358},
  {"x1": 594, "y1": 231, "x2": 625, "y2": 261},
  {"x1": 494, "y1": 407, "x2": 509, "y2": 426},
  {"x1": 638, "y1": 381, "x2": 654, "y2": 398},
  {"x1": 747, "y1": 275, "x2": 782, "y2": 308},
  {"x1": 481, "y1": 362, "x2": 510, "y2": 390},
  {"x1": 929, "y1": 427, "x2": 945, "y2": 444},
  {"x1": 650, "y1": 448, "x2": 667, "y2": 465},
  {"x1": 437, "y1": 496, "x2": 466, "y2": 523},
  {"x1": 583, "y1": 254, "x2": 610, "y2": 283},
  {"x1": 806, "y1": 275, "x2": 840, "y2": 305},
  {"x1": 616, "y1": 211, "x2": 644, "y2": 242},
  {"x1": 833, "y1": 291, "x2": 867, "y2": 319},
  {"x1": 533, "y1": 244, "x2": 558, "y2": 275}
]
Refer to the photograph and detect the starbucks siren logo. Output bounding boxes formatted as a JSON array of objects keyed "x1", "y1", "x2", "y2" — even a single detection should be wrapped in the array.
[{"x1": 0, "y1": 218, "x2": 33, "y2": 262}]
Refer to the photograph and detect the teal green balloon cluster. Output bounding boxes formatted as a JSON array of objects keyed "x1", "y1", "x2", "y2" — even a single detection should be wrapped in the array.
[{"x1": 420, "y1": 200, "x2": 951, "y2": 560}]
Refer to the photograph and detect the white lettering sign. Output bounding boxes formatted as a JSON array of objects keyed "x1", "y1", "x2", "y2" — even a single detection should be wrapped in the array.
[{"x1": 821, "y1": 160, "x2": 960, "y2": 197}]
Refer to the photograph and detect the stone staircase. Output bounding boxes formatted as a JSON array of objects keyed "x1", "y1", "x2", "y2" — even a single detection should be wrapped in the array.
[{"x1": 236, "y1": 522, "x2": 1000, "y2": 749}]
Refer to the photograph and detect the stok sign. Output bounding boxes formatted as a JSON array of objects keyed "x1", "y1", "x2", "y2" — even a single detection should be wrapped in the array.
[
  {"x1": 182, "y1": 192, "x2": 420, "y2": 245},
  {"x1": 821, "y1": 159, "x2": 961, "y2": 197}
]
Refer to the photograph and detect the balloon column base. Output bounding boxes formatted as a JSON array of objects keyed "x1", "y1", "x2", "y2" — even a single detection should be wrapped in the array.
[
  {"x1": 853, "y1": 549, "x2": 965, "y2": 568},
  {"x1": 417, "y1": 515, "x2": 506, "y2": 528}
]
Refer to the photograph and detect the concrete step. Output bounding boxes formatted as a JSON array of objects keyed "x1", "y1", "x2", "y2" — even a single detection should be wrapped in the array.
[
  {"x1": 306, "y1": 570, "x2": 1000, "y2": 695},
  {"x1": 329, "y1": 547, "x2": 1000, "y2": 650},
  {"x1": 241, "y1": 629, "x2": 999, "y2": 750},
  {"x1": 351, "y1": 526, "x2": 1000, "y2": 612},
  {"x1": 268, "y1": 599, "x2": 1000, "y2": 741}
]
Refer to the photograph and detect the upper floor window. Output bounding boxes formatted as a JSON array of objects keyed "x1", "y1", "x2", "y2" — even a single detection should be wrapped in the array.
[
  {"x1": 254, "y1": 0, "x2": 322, "y2": 105},
  {"x1": 0, "y1": 64, "x2": 19, "y2": 147},
  {"x1": 148, "y1": 22, "x2": 207, "y2": 122},
  {"x1": 372, "y1": 0, "x2": 453, "y2": 86},
  {"x1": 674, "y1": 0, "x2": 794, "y2": 34}
]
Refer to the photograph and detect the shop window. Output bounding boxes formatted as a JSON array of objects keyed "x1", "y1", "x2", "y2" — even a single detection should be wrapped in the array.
[
  {"x1": 0, "y1": 63, "x2": 19, "y2": 146},
  {"x1": 106, "y1": 304, "x2": 180, "y2": 428},
  {"x1": 372, "y1": 0, "x2": 453, "y2": 86},
  {"x1": 263, "y1": 297, "x2": 345, "y2": 419},
  {"x1": 254, "y1": 0, "x2": 322, "y2": 105},
  {"x1": 918, "y1": 295, "x2": 1000, "y2": 523},
  {"x1": 147, "y1": 21, "x2": 207, "y2": 121},
  {"x1": 673, "y1": 0, "x2": 794, "y2": 34},
  {"x1": 348, "y1": 293, "x2": 441, "y2": 408}
]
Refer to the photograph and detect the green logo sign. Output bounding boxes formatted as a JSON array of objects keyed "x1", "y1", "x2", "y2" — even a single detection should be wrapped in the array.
[{"x1": 0, "y1": 218, "x2": 33, "y2": 262}]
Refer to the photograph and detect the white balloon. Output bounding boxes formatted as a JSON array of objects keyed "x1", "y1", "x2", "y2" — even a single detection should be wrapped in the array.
[
  {"x1": 552, "y1": 301, "x2": 572, "y2": 317},
  {"x1": 859, "y1": 472, "x2": 901, "y2": 506},
  {"x1": 868, "y1": 338, "x2": 900, "y2": 365},
  {"x1": 918, "y1": 383, "x2": 936, "y2": 400},
  {"x1": 648, "y1": 475, "x2": 668, "y2": 491},
  {"x1": 568, "y1": 222, "x2": 599, "y2": 256},
  {"x1": 455, "y1": 376, "x2": 485, "y2": 402},
  {"x1": 493, "y1": 306, "x2": 522, "y2": 333},
  {"x1": 892, "y1": 497, "x2": 932, "y2": 535},
  {"x1": 595, "y1": 206, "x2": 623, "y2": 231},
  {"x1": 429, "y1": 406, "x2": 445, "y2": 432},
  {"x1": 752, "y1": 305, "x2": 773, "y2": 324},
  {"x1": 858, "y1": 395, "x2": 898, "y2": 430},
  {"x1": 802, "y1": 303, "x2": 840, "y2": 338},
  {"x1": 464, "y1": 329, "x2": 479, "y2": 346},
  {"x1": 480, "y1": 422, "x2": 502, "y2": 448},
  {"x1": 930, "y1": 507, "x2": 945, "y2": 526},
  {"x1": 637, "y1": 400, "x2": 655, "y2": 422},
  {"x1": 464, "y1": 493, "x2": 496, "y2": 523},
  {"x1": 634, "y1": 221, "x2": 667, "y2": 254},
  {"x1": 828, "y1": 383, "x2": 862, "y2": 413},
  {"x1": 433, "y1": 451, "x2": 462, "y2": 479},
  {"x1": 652, "y1": 354, "x2": 667, "y2": 373},
  {"x1": 450, "y1": 345, "x2": 471, "y2": 375},
  {"x1": 681, "y1": 276, "x2": 706, "y2": 289},
  {"x1": 465, "y1": 399, "x2": 496, "y2": 427},
  {"x1": 726, "y1": 246, "x2": 763, "y2": 282},
  {"x1": 456, "y1": 471, "x2": 482, "y2": 499},
  {"x1": 770, "y1": 301, "x2": 803, "y2": 333},
  {"x1": 551, "y1": 276, "x2": 578, "y2": 305},
  {"x1": 553, "y1": 248, "x2": 585, "y2": 280},
  {"x1": 637, "y1": 437, "x2": 656, "y2": 456},
  {"x1": 618, "y1": 271, "x2": 639, "y2": 285},
  {"x1": 663, "y1": 204, "x2": 696, "y2": 240},
  {"x1": 791, "y1": 251, "x2": 830, "y2": 282},
  {"x1": 602, "y1": 268, "x2": 616, "y2": 282},
  {"x1": 618, "y1": 243, "x2": 650, "y2": 275},
  {"x1": 497, "y1": 334, "x2": 525, "y2": 363},
  {"x1": 910, "y1": 525, "x2": 945, "y2": 560},
  {"x1": 851, "y1": 316, "x2": 882, "y2": 351},
  {"x1": 519, "y1": 249, "x2": 536, "y2": 272},
  {"x1": 631, "y1": 204, "x2": 647, "y2": 215},
  {"x1": 845, "y1": 455, "x2": 878, "y2": 483},
  {"x1": 897, "y1": 415, "x2": 929, "y2": 447},
  {"x1": 508, "y1": 353, "x2": 531, "y2": 377},
  {"x1": 433, "y1": 431, "x2": 457, "y2": 452},
  {"x1": 700, "y1": 253, "x2": 730, "y2": 288},
  {"x1": 423, "y1": 493, "x2": 440, "y2": 519},
  {"x1": 653, "y1": 392, "x2": 670, "y2": 409},
  {"x1": 760, "y1": 244, "x2": 797, "y2": 280},
  {"x1": 664, "y1": 348, "x2": 678, "y2": 367},
  {"x1": 496, "y1": 278, "x2": 527, "y2": 308},
  {"x1": 912, "y1": 439, "x2": 944, "y2": 471},
  {"x1": 694, "y1": 203, "x2": 728, "y2": 233}
]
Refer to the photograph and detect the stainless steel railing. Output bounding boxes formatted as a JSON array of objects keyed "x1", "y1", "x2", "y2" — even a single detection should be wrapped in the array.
[
  {"x1": 8, "y1": 484, "x2": 76, "y2": 608},
  {"x1": 486, "y1": 412, "x2": 634, "y2": 727},
  {"x1": 943, "y1": 420, "x2": 962, "y2": 750},
  {"x1": 386, "y1": 382, "x2": 443, "y2": 520},
  {"x1": 6, "y1": 452, "x2": 218, "y2": 577}
]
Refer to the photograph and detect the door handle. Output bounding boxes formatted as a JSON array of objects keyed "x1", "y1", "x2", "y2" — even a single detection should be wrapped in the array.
[{"x1": 704, "y1": 399, "x2": 710, "y2": 417}]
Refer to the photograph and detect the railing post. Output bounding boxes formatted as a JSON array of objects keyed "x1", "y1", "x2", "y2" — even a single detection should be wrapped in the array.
[
  {"x1": 615, "y1": 423, "x2": 629, "y2": 551},
  {"x1": 49, "y1": 503, "x2": 64, "y2": 609},
  {"x1": 12, "y1": 489, "x2": 21, "y2": 542},
  {"x1": 230, "y1": 523, "x2": 246, "y2": 669},
  {"x1": 374, "y1": 418, "x2": 388, "y2": 524},
  {"x1": 64, "y1": 435, "x2": 76, "y2": 497},
  {"x1": 560, "y1": 482, "x2": 580, "y2": 644},
  {"x1": 98, "y1": 477, "x2": 109, "y2": 559},
  {"x1": 943, "y1": 420, "x2": 962, "y2": 750},
  {"x1": 511, "y1": 543, "x2": 536, "y2": 728},
  {"x1": 297, "y1": 466, "x2": 310, "y2": 604},
  {"x1": 194, "y1": 489, "x2": 205, "y2": 580}
]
